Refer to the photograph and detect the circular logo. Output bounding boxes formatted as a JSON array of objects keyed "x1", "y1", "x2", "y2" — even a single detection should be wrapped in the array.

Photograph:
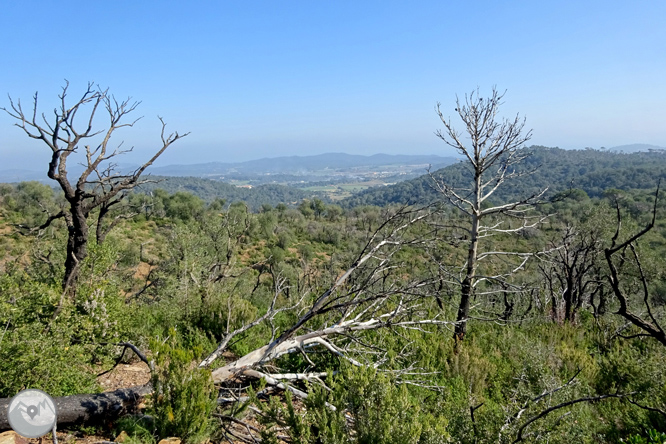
[{"x1": 7, "y1": 389, "x2": 58, "y2": 438}]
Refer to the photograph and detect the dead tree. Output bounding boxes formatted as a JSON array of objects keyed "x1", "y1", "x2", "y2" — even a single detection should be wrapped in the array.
[
  {"x1": 539, "y1": 225, "x2": 605, "y2": 323},
  {"x1": 0, "y1": 386, "x2": 151, "y2": 431},
  {"x1": 605, "y1": 183, "x2": 666, "y2": 347},
  {"x1": 2, "y1": 82, "x2": 187, "y2": 291},
  {"x1": 201, "y1": 207, "x2": 445, "y2": 378},
  {"x1": 200, "y1": 207, "x2": 454, "y2": 440},
  {"x1": 431, "y1": 87, "x2": 545, "y2": 341}
]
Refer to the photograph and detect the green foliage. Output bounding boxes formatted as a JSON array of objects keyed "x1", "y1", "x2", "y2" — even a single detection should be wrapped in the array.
[
  {"x1": 0, "y1": 240, "x2": 132, "y2": 397},
  {"x1": 115, "y1": 416, "x2": 156, "y2": 444},
  {"x1": 253, "y1": 366, "x2": 449, "y2": 444},
  {"x1": 249, "y1": 388, "x2": 312, "y2": 444},
  {"x1": 149, "y1": 328, "x2": 217, "y2": 444},
  {"x1": 276, "y1": 227, "x2": 294, "y2": 249},
  {"x1": 330, "y1": 366, "x2": 432, "y2": 444},
  {"x1": 299, "y1": 199, "x2": 315, "y2": 218},
  {"x1": 622, "y1": 429, "x2": 666, "y2": 444},
  {"x1": 258, "y1": 210, "x2": 278, "y2": 238},
  {"x1": 1, "y1": 181, "x2": 61, "y2": 226},
  {"x1": 311, "y1": 198, "x2": 326, "y2": 220},
  {"x1": 164, "y1": 191, "x2": 205, "y2": 222},
  {"x1": 135, "y1": 177, "x2": 317, "y2": 211}
]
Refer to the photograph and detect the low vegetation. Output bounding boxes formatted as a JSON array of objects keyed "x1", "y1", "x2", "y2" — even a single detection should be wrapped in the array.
[{"x1": 1, "y1": 174, "x2": 666, "y2": 443}]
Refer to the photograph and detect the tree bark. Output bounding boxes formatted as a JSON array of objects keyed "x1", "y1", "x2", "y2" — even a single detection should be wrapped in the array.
[
  {"x1": 63, "y1": 204, "x2": 89, "y2": 291},
  {"x1": 454, "y1": 180, "x2": 481, "y2": 341}
]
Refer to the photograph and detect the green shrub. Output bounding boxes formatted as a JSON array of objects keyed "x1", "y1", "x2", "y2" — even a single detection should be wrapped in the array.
[
  {"x1": 0, "y1": 266, "x2": 101, "y2": 396},
  {"x1": 252, "y1": 365, "x2": 450, "y2": 444},
  {"x1": 149, "y1": 329, "x2": 217, "y2": 444},
  {"x1": 622, "y1": 429, "x2": 666, "y2": 444}
]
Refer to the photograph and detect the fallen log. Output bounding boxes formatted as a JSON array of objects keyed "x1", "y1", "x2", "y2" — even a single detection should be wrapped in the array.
[{"x1": 0, "y1": 385, "x2": 151, "y2": 432}]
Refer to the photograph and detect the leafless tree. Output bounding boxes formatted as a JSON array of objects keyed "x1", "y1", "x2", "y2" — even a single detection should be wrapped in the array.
[
  {"x1": 201, "y1": 207, "x2": 445, "y2": 379},
  {"x1": 539, "y1": 225, "x2": 605, "y2": 323},
  {"x1": 605, "y1": 183, "x2": 666, "y2": 347},
  {"x1": 2, "y1": 82, "x2": 188, "y2": 292},
  {"x1": 431, "y1": 87, "x2": 546, "y2": 341}
]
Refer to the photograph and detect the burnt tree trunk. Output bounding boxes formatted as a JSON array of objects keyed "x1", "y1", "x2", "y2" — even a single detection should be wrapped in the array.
[
  {"x1": 563, "y1": 275, "x2": 574, "y2": 323},
  {"x1": 0, "y1": 386, "x2": 151, "y2": 432},
  {"x1": 62, "y1": 201, "x2": 89, "y2": 291},
  {"x1": 454, "y1": 178, "x2": 481, "y2": 342}
]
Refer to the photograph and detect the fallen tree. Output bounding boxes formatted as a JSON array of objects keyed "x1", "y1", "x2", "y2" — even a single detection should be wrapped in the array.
[
  {"x1": 203, "y1": 206, "x2": 452, "y2": 408},
  {"x1": 0, "y1": 386, "x2": 150, "y2": 431},
  {"x1": 2, "y1": 206, "x2": 448, "y2": 435}
]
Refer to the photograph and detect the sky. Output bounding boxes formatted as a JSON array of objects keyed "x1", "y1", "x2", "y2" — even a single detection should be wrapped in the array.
[{"x1": 0, "y1": 0, "x2": 665, "y2": 170}]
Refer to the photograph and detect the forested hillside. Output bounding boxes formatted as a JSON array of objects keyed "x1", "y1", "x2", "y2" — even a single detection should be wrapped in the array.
[
  {"x1": 134, "y1": 176, "x2": 322, "y2": 210},
  {"x1": 342, "y1": 147, "x2": 666, "y2": 207},
  {"x1": 121, "y1": 148, "x2": 666, "y2": 212}
]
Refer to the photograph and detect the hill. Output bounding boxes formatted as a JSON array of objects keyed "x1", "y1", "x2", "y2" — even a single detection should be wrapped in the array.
[
  {"x1": 134, "y1": 176, "x2": 319, "y2": 210},
  {"x1": 148, "y1": 153, "x2": 456, "y2": 176},
  {"x1": 0, "y1": 153, "x2": 457, "y2": 184},
  {"x1": 341, "y1": 146, "x2": 666, "y2": 207}
]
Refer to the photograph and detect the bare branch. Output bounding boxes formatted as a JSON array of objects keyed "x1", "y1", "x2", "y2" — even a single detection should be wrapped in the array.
[
  {"x1": 3, "y1": 82, "x2": 187, "y2": 292},
  {"x1": 512, "y1": 392, "x2": 634, "y2": 443}
]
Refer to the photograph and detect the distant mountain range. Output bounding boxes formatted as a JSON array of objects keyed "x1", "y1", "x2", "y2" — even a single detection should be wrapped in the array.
[
  {"x1": 5, "y1": 147, "x2": 666, "y2": 211},
  {"x1": 0, "y1": 152, "x2": 457, "y2": 183},
  {"x1": 147, "y1": 153, "x2": 457, "y2": 177}
]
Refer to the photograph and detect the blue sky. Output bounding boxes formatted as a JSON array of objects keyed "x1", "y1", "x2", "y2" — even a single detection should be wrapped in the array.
[{"x1": 1, "y1": 1, "x2": 665, "y2": 169}]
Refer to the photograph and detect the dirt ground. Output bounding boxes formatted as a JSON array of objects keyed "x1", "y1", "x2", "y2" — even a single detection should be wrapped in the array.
[{"x1": 97, "y1": 363, "x2": 152, "y2": 392}]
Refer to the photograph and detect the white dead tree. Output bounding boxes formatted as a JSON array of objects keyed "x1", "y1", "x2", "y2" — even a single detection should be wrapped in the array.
[
  {"x1": 431, "y1": 87, "x2": 548, "y2": 341},
  {"x1": 198, "y1": 206, "x2": 451, "y2": 404}
]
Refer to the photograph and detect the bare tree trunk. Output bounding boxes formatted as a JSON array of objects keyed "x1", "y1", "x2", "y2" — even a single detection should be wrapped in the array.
[
  {"x1": 0, "y1": 386, "x2": 150, "y2": 432},
  {"x1": 563, "y1": 277, "x2": 574, "y2": 323},
  {"x1": 63, "y1": 204, "x2": 89, "y2": 291},
  {"x1": 96, "y1": 203, "x2": 111, "y2": 245},
  {"x1": 456, "y1": 214, "x2": 479, "y2": 341}
]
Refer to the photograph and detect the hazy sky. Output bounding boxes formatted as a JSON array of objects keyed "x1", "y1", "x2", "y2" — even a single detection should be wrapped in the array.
[{"x1": 1, "y1": 1, "x2": 664, "y2": 169}]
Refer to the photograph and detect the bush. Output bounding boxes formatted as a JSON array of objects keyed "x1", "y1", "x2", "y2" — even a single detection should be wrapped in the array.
[
  {"x1": 149, "y1": 329, "x2": 217, "y2": 444},
  {"x1": 253, "y1": 365, "x2": 450, "y2": 444},
  {"x1": 0, "y1": 262, "x2": 119, "y2": 397},
  {"x1": 622, "y1": 429, "x2": 666, "y2": 444}
]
